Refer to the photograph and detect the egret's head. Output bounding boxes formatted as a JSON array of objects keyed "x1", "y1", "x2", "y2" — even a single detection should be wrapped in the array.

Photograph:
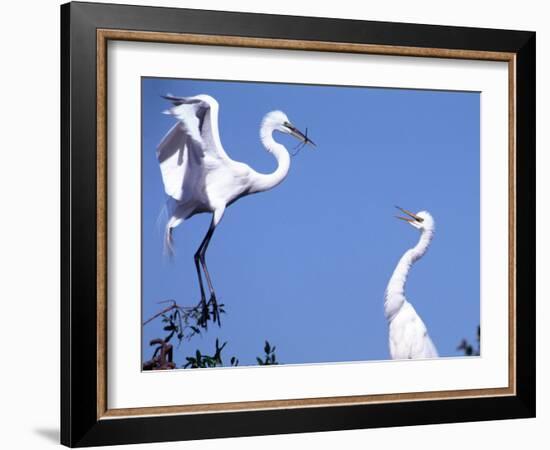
[
  {"x1": 395, "y1": 206, "x2": 435, "y2": 232},
  {"x1": 261, "y1": 110, "x2": 315, "y2": 147}
]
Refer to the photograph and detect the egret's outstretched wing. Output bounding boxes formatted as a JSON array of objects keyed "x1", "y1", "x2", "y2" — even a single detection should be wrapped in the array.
[{"x1": 156, "y1": 94, "x2": 229, "y2": 202}]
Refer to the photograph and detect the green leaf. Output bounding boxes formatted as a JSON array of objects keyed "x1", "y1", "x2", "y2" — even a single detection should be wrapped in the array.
[
  {"x1": 264, "y1": 341, "x2": 270, "y2": 355},
  {"x1": 256, "y1": 357, "x2": 264, "y2": 365}
]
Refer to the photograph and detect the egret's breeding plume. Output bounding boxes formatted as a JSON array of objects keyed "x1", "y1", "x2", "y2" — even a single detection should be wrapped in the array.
[
  {"x1": 156, "y1": 94, "x2": 315, "y2": 326},
  {"x1": 384, "y1": 206, "x2": 439, "y2": 359}
]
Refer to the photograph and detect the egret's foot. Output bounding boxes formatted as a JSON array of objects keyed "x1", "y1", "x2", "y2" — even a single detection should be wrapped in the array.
[
  {"x1": 196, "y1": 296, "x2": 210, "y2": 330},
  {"x1": 208, "y1": 292, "x2": 221, "y2": 326}
]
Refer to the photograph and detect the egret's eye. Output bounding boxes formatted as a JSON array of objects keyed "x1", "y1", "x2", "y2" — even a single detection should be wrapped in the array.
[{"x1": 416, "y1": 217, "x2": 424, "y2": 223}]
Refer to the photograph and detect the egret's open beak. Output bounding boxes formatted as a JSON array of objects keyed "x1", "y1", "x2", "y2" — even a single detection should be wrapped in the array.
[
  {"x1": 286, "y1": 122, "x2": 316, "y2": 148},
  {"x1": 395, "y1": 206, "x2": 424, "y2": 223}
]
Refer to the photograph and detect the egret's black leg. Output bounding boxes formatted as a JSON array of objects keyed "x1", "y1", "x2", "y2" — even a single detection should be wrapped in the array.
[
  {"x1": 198, "y1": 222, "x2": 220, "y2": 325},
  {"x1": 194, "y1": 225, "x2": 213, "y2": 328},
  {"x1": 199, "y1": 224, "x2": 216, "y2": 294},
  {"x1": 193, "y1": 252, "x2": 207, "y2": 303}
]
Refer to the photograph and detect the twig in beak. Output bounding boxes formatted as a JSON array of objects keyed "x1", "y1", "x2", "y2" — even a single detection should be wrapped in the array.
[
  {"x1": 290, "y1": 139, "x2": 307, "y2": 157},
  {"x1": 290, "y1": 126, "x2": 314, "y2": 157}
]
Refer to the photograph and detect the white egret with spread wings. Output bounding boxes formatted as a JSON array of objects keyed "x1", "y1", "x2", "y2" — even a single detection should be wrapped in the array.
[
  {"x1": 156, "y1": 94, "x2": 315, "y2": 326},
  {"x1": 384, "y1": 206, "x2": 439, "y2": 359}
]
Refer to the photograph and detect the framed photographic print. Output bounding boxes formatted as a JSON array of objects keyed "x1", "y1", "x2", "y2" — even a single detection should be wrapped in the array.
[{"x1": 61, "y1": 1, "x2": 535, "y2": 447}]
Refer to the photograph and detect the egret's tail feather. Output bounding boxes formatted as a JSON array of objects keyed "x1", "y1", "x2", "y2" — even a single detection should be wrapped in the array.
[
  {"x1": 164, "y1": 225, "x2": 175, "y2": 259},
  {"x1": 156, "y1": 203, "x2": 169, "y2": 234},
  {"x1": 163, "y1": 214, "x2": 184, "y2": 259}
]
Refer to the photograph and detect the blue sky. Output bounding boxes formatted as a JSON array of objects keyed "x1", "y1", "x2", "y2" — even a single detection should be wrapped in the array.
[{"x1": 141, "y1": 77, "x2": 480, "y2": 367}]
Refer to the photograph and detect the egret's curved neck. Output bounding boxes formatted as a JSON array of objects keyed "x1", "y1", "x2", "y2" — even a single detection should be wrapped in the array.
[
  {"x1": 384, "y1": 229, "x2": 434, "y2": 320},
  {"x1": 249, "y1": 127, "x2": 291, "y2": 194}
]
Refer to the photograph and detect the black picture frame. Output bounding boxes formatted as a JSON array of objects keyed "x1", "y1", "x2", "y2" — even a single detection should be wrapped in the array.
[{"x1": 61, "y1": 1, "x2": 535, "y2": 447}]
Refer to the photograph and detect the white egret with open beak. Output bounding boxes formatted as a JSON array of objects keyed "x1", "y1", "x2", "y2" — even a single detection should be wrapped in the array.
[{"x1": 384, "y1": 206, "x2": 439, "y2": 359}]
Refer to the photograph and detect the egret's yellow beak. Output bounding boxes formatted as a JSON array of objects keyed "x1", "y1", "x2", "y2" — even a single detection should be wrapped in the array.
[{"x1": 395, "y1": 206, "x2": 424, "y2": 223}]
